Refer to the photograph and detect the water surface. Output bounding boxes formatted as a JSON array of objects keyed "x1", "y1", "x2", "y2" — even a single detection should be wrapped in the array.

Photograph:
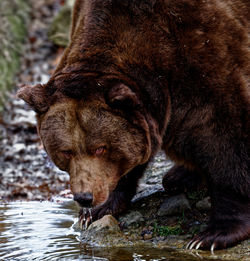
[{"x1": 0, "y1": 200, "x2": 225, "y2": 261}]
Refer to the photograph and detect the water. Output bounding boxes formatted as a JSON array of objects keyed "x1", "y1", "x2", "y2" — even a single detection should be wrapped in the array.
[{"x1": 0, "y1": 200, "x2": 227, "y2": 261}]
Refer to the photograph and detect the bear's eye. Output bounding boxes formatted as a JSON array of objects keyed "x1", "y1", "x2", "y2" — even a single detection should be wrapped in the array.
[
  {"x1": 61, "y1": 150, "x2": 73, "y2": 159},
  {"x1": 95, "y1": 146, "x2": 106, "y2": 157}
]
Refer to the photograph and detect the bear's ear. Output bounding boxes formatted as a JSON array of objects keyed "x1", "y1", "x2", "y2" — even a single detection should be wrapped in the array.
[
  {"x1": 17, "y1": 84, "x2": 49, "y2": 114},
  {"x1": 107, "y1": 83, "x2": 141, "y2": 110}
]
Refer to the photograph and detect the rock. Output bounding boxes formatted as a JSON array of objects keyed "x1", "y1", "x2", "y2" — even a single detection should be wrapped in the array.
[
  {"x1": 132, "y1": 185, "x2": 164, "y2": 202},
  {"x1": 88, "y1": 215, "x2": 120, "y2": 232},
  {"x1": 137, "y1": 151, "x2": 172, "y2": 189},
  {"x1": 141, "y1": 227, "x2": 154, "y2": 240},
  {"x1": 143, "y1": 233, "x2": 153, "y2": 240},
  {"x1": 157, "y1": 194, "x2": 190, "y2": 216},
  {"x1": 80, "y1": 215, "x2": 132, "y2": 247},
  {"x1": 119, "y1": 211, "x2": 144, "y2": 228},
  {"x1": 12, "y1": 143, "x2": 26, "y2": 154},
  {"x1": 196, "y1": 197, "x2": 211, "y2": 211}
]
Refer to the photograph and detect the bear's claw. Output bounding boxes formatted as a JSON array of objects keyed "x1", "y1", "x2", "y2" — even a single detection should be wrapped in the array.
[
  {"x1": 79, "y1": 208, "x2": 92, "y2": 230},
  {"x1": 186, "y1": 240, "x2": 200, "y2": 250},
  {"x1": 195, "y1": 241, "x2": 203, "y2": 250},
  {"x1": 186, "y1": 230, "x2": 221, "y2": 251},
  {"x1": 187, "y1": 238, "x2": 216, "y2": 252},
  {"x1": 186, "y1": 220, "x2": 249, "y2": 251},
  {"x1": 78, "y1": 190, "x2": 127, "y2": 230}
]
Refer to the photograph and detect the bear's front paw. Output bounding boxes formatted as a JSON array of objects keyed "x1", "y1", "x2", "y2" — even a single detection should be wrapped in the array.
[
  {"x1": 78, "y1": 190, "x2": 129, "y2": 229},
  {"x1": 186, "y1": 221, "x2": 250, "y2": 250}
]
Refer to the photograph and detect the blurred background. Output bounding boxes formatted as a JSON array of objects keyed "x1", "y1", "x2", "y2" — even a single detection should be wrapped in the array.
[{"x1": 0, "y1": 0, "x2": 74, "y2": 201}]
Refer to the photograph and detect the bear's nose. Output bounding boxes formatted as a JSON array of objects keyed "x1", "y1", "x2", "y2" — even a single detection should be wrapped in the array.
[{"x1": 73, "y1": 192, "x2": 93, "y2": 207}]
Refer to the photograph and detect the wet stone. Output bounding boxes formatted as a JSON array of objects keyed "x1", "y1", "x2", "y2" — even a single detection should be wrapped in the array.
[
  {"x1": 143, "y1": 233, "x2": 153, "y2": 240},
  {"x1": 80, "y1": 215, "x2": 132, "y2": 247},
  {"x1": 196, "y1": 197, "x2": 211, "y2": 211},
  {"x1": 88, "y1": 215, "x2": 120, "y2": 233},
  {"x1": 12, "y1": 143, "x2": 26, "y2": 153},
  {"x1": 119, "y1": 211, "x2": 145, "y2": 228},
  {"x1": 157, "y1": 194, "x2": 190, "y2": 216}
]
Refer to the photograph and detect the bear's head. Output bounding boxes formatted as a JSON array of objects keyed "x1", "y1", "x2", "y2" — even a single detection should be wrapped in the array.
[{"x1": 17, "y1": 82, "x2": 151, "y2": 207}]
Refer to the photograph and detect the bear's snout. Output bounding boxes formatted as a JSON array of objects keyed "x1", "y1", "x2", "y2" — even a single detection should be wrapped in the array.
[{"x1": 73, "y1": 192, "x2": 93, "y2": 208}]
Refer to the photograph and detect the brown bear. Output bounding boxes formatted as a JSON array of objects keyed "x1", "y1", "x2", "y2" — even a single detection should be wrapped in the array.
[{"x1": 18, "y1": 0, "x2": 249, "y2": 250}]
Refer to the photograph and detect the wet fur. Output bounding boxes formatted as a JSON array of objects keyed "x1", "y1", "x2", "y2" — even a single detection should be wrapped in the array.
[{"x1": 18, "y1": 0, "x2": 249, "y2": 250}]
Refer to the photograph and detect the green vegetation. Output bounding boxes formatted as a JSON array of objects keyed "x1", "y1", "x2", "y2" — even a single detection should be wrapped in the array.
[
  {"x1": 153, "y1": 223, "x2": 183, "y2": 237},
  {"x1": 48, "y1": 5, "x2": 71, "y2": 47},
  {"x1": 48, "y1": 0, "x2": 75, "y2": 46},
  {"x1": 0, "y1": 0, "x2": 30, "y2": 111}
]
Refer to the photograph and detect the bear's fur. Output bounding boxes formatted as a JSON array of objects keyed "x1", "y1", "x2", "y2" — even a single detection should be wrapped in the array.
[{"x1": 18, "y1": 0, "x2": 249, "y2": 250}]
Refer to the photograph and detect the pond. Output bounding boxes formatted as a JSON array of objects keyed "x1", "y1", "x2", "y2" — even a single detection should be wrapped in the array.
[{"x1": 0, "y1": 199, "x2": 227, "y2": 261}]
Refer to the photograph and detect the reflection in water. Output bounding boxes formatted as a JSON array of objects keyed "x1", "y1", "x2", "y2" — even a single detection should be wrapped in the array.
[
  {"x1": 0, "y1": 200, "x2": 221, "y2": 261},
  {"x1": 0, "y1": 200, "x2": 87, "y2": 260}
]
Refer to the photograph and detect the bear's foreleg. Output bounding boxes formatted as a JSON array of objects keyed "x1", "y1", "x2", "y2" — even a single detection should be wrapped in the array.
[
  {"x1": 81, "y1": 163, "x2": 148, "y2": 225},
  {"x1": 187, "y1": 187, "x2": 250, "y2": 250},
  {"x1": 162, "y1": 165, "x2": 203, "y2": 195},
  {"x1": 186, "y1": 141, "x2": 250, "y2": 250}
]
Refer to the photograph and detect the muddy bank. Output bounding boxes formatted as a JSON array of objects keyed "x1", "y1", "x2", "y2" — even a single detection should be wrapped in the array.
[{"x1": 76, "y1": 180, "x2": 249, "y2": 261}]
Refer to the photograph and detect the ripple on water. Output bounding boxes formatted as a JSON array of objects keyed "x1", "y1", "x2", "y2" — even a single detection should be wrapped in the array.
[
  {"x1": 0, "y1": 200, "x2": 82, "y2": 261},
  {"x1": 0, "y1": 200, "x2": 226, "y2": 261},
  {"x1": 0, "y1": 200, "x2": 129, "y2": 261}
]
